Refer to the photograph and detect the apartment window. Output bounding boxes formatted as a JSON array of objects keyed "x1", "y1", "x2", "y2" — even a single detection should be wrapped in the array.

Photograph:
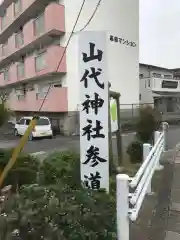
[
  {"x1": 54, "y1": 83, "x2": 62, "y2": 88},
  {"x1": 148, "y1": 79, "x2": 151, "y2": 87},
  {"x1": 15, "y1": 30, "x2": 24, "y2": 48},
  {"x1": 164, "y1": 74, "x2": 173, "y2": 79},
  {"x1": 17, "y1": 61, "x2": 25, "y2": 78},
  {"x1": 4, "y1": 68, "x2": 9, "y2": 81},
  {"x1": 14, "y1": 0, "x2": 22, "y2": 17},
  {"x1": 2, "y1": 42, "x2": 7, "y2": 56},
  {"x1": 34, "y1": 13, "x2": 45, "y2": 36},
  {"x1": 35, "y1": 52, "x2": 46, "y2": 72},
  {"x1": 36, "y1": 85, "x2": 49, "y2": 99},
  {"x1": 1, "y1": 11, "x2": 6, "y2": 30},
  {"x1": 152, "y1": 73, "x2": 161, "y2": 78},
  {"x1": 139, "y1": 74, "x2": 144, "y2": 79}
]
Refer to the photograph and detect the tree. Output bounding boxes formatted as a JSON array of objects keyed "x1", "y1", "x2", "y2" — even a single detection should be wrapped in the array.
[
  {"x1": 0, "y1": 102, "x2": 10, "y2": 128},
  {"x1": 0, "y1": 92, "x2": 12, "y2": 128},
  {"x1": 136, "y1": 105, "x2": 161, "y2": 143}
]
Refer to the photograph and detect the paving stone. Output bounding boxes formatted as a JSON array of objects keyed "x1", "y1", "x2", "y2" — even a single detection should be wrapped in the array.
[
  {"x1": 167, "y1": 210, "x2": 180, "y2": 233},
  {"x1": 164, "y1": 231, "x2": 180, "y2": 240},
  {"x1": 175, "y1": 157, "x2": 180, "y2": 163},
  {"x1": 171, "y1": 190, "x2": 180, "y2": 203},
  {"x1": 171, "y1": 202, "x2": 180, "y2": 211}
]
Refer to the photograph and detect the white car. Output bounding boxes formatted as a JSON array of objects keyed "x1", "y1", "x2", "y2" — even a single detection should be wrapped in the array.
[{"x1": 14, "y1": 116, "x2": 53, "y2": 140}]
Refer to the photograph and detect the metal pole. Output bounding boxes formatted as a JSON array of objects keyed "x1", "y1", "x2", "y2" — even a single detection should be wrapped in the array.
[
  {"x1": 162, "y1": 122, "x2": 169, "y2": 151},
  {"x1": 116, "y1": 174, "x2": 129, "y2": 240},
  {"x1": 108, "y1": 91, "x2": 114, "y2": 174},
  {"x1": 154, "y1": 131, "x2": 164, "y2": 171},
  {"x1": 116, "y1": 95, "x2": 123, "y2": 165},
  {"x1": 143, "y1": 143, "x2": 152, "y2": 194}
]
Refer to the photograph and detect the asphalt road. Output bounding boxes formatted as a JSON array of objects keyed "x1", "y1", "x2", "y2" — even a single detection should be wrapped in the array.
[
  {"x1": 0, "y1": 132, "x2": 135, "y2": 155},
  {"x1": 0, "y1": 125, "x2": 179, "y2": 156}
]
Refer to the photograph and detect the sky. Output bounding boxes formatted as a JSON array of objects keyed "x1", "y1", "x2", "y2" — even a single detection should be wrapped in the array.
[{"x1": 140, "y1": 0, "x2": 180, "y2": 68}]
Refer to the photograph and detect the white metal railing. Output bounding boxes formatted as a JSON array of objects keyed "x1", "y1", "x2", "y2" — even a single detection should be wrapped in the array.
[{"x1": 116, "y1": 122, "x2": 168, "y2": 240}]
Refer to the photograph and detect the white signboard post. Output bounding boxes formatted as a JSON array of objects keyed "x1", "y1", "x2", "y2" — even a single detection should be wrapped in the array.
[{"x1": 79, "y1": 31, "x2": 109, "y2": 192}]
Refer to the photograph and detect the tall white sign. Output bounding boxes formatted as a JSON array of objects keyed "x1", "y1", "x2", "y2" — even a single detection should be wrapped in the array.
[{"x1": 79, "y1": 31, "x2": 109, "y2": 192}]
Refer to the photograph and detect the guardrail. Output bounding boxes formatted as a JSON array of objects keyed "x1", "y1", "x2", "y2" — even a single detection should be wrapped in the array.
[{"x1": 116, "y1": 122, "x2": 168, "y2": 240}]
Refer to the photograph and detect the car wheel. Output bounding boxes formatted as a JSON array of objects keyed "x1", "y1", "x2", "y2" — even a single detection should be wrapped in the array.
[{"x1": 14, "y1": 129, "x2": 19, "y2": 136}]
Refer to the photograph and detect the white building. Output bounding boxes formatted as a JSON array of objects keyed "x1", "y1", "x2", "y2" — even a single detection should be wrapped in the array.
[
  {"x1": 140, "y1": 63, "x2": 180, "y2": 113},
  {"x1": 63, "y1": 0, "x2": 139, "y2": 132}
]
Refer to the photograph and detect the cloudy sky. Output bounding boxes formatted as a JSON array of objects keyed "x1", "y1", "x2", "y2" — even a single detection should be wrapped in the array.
[{"x1": 140, "y1": 0, "x2": 180, "y2": 68}]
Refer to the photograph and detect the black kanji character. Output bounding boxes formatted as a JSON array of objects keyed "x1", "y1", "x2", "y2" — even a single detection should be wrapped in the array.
[
  {"x1": 80, "y1": 67, "x2": 104, "y2": 89},
  {"x1": 84, "y1": 171, "x2": 101, "y2": 190},
  {"x1": 83, "y1": 145, "x2": 107, "y2": 167},
  {"x1": 82, "y1": 92, "x2": 104, "y2": 115},
  {"x1": 114, "y1": 36, "x2": 118, "y2": 42},
  {"x1": 83, "y1": 177, "x2": 90, "y2": 189},
  {"x1": 110, "y1": 35, "x2": 114, "y2": 41},
  {"x1": 82, "y1": 42, "x2": 103, "y2": 62},
  {"x1": 82, "y1": 119, "x2": 105, "y2": 141}
]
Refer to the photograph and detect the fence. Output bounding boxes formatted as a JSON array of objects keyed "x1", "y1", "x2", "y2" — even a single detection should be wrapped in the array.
[
  {"x1": 119, "y1": 103, "x2": 154, "y2": 122},
  {"x1": 116, "y1": 122, "x2": 168, "y2": 240},
  {"x1": 120, "y1": 103, "x2": 180, "y2": 123}
]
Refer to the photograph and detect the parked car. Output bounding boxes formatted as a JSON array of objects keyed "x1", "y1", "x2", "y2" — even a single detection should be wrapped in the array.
[{"x1": 14, "y1": 116, "x2": 53, "y2": 140}]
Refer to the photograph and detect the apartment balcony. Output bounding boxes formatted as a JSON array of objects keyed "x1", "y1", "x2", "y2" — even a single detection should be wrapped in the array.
[
  {"x1": 0, "y1": 0, "x2": 54, "y2": 43},
  {"x1": 152, "y1": 77, "x2": 180, "y2": 95},
  {"x1": 8, "y1": 87, "x2": 68, "y2": 112},
  {"x1": 0, "y1": 45, "x2": 66, "y2": 87},
  {"x1": 0, "y1": 3, "x2": 65, "y2": 68}
]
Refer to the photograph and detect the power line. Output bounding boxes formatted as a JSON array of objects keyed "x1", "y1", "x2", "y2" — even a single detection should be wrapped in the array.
[
  {"x1": 38, "y1": 0, "x2": 87, "y2": 112},
  {"x1": 73, "y1": 0, "x2": 102, "y2": 34}
]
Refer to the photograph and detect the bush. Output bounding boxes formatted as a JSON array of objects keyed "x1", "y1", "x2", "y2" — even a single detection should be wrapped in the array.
[
  {"x1": 39, "y1": 151, "x2": 80, "y2": 188},
  {"x1": 0, "y1": 149, "x2": 39, "y2": 190},
  {"x1": 0, "y1": 151, "x2": 117, "y2": 239},
  {"x1": 136, "y1": 106, "x2": 161, "y2": 143},
  {"x1": 0, "y1": 176, "x2": 116, "y2": 239},
  {"x1": 127, "y1": 140, "x2": 143, "y2": 163},
  {"x1": 136, "y1": 105, "x2": 161, "y2": 143}
]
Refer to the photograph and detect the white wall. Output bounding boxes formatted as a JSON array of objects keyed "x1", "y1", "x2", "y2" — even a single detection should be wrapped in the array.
[
  {"x1": 139, "y1": 78, "x2": 153, "y2": 104},
  {"x1": 61, "y1": 0, "x2": 139, "y2": 111},
  {"x1": 139, "y1": 65, "x2": 174, "y2": 104}
]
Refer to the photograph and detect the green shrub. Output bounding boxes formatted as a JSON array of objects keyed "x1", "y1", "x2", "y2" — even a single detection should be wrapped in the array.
[
  {"x1": 0, "y1": 184, "x2": 116, "y2": 239},
  {"x1": 0, "y1": 102, "x2": 10, "y2": 128},
  {"x1": 127, "y1": 140, "x2": 143, "y2": 163},
  {"x1": 0, "y1": 149, "x2": 39, "y2": 190},
  {"x1": 39, "y1": 150, "x2": 80, "y2": 188},
  {"x1": 0, "y1": 151, "x2": 118, "y2": 239},
  {"x1": 136, "y1": 105, "x2": 161, "y2": 143}
]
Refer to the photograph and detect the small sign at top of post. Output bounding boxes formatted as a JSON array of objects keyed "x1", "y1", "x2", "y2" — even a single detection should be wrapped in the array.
[{"x1": 79, "y1": 31, "x2": 109, "y2": 192}]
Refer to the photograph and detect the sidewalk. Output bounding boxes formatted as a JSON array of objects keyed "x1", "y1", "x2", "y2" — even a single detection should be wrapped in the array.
[
  {"x1": 164, "y1": 146, "x2": 180, "y2": 239},
  {"x1": 129, "y1": 149, "x2": 174, "y2": 240}
]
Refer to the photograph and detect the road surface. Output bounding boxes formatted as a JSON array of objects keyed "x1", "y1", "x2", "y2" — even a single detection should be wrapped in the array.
[{"x1": 0, "y1": 125, "x2": 179, "y2": 155}]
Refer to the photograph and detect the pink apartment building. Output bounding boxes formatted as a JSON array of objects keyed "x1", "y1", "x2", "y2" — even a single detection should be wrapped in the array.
[
  {"x1": 0, "y1": 0, "x2": 69, "y2": 133},
  {"x1": 0, "y1": 0, "x2": 139, "y2": 135}
]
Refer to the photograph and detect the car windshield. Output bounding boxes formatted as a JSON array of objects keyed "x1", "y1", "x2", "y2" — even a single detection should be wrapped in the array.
[{"x1": 36, "y1": 118, "x2": 49, "y2": 126}]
